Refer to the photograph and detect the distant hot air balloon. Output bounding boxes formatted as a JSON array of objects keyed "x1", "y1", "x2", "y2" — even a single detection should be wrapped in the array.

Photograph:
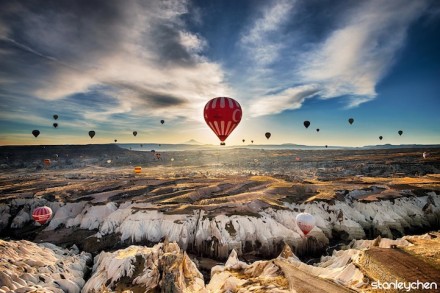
[
  {"x1": 160, "y1": 120, "x2": 165, "y2": 124},
  {"x1": 242, "y1": 139, "x2": 245, "y2": 143},
  {"x1": 204, "y1": 97, "x2": 242, "y2": 145},
  {"x1": 265, "y1": 132, "x2": 271, "y2": 139},
  {"x1": 114, "y1": 139, "x2": 117, "y2": 143},
  {"x1": 398, "y1": 130, "x2": 403, "y2": 136},
  {"x1": 316, "y1": 128, "x2": 320, "y2": 132},
  {"x1": 348, "y1": 118, "x2": 354, "y2": 125},
  {"x1": 53, "y1": 115, "x2": 58, "y2": 120},
  {"x1": 32, "y1": 206, "x2": 53, "y2": 225},
  {"x1": 133, "y1": 131, "x2": 137, "y2": 136},
  {"x1": 296, "y1": 212, "x2": 315, "y2": 236},
  {"x1": 53, "y1": 123, "x2": 58, "y2": 128},
  {"x1": 325, "y1": 145, "x2": 328, "y2": 148},
  {"x1": 251, "y1": 140, "x2": 254, "y2": 144},
  {"x1": 32, "y1": 130, "x2": 40, "y2": 138},
  {"x1": 379, "y1": 136, "x2": 383, "y2": 140},
  {"x1": 303, "y1": 121, "x2": 310, "y2": 128},
  {"x1": 89, "y1": 131, "x2": 96, "y2": 139}
]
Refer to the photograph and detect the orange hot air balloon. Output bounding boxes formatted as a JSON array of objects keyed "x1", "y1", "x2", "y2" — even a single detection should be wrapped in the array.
[
  {"x1": 32, "y1": 206, "x2": 53, "y2": 225},
  {"x1": 134, "y1": 166, "x2": 142, "y2": 173},
  {"x1": 204, "y1": 97, "x2": 242, "y2": 145}
]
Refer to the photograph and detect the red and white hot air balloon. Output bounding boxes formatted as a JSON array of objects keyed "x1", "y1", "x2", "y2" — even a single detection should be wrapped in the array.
[
  {"x1": 296, "y1": 212, "x2": 315, "y2": 236},
  {"x1": 204, "y1": 97, "x2": 242, "y2": 145},
  {"x1": 32, "y1": 206, "x2": 53, "y2": 225}
]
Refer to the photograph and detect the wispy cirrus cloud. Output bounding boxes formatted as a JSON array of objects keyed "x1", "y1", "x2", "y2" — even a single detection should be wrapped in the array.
[
  {"x1": 249, "y1": 0, "x2": 431, "y2": 116},
  {"x1": 249, "y1": 84, "x2": 321, "y2": 117},
  {"x1": 240, "y1": 0, "x2": 296, "y2": 66}
]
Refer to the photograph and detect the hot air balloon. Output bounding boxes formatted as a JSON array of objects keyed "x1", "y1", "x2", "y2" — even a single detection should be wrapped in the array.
[
  {"x1": 242, "y1": 139, "x2": 245, "y2": 143},
  {"x1": 265, "y1": 132, "x2": 271, "y2": 139},
  {"x1": 204, "y1": 97, "x2": 242, "y2": 145},
  {"x1": 32, "y1": 130, "x2": 40, "y2": 138},
  {"x1": 325, "y1": 145, "x2": 328, "y2": 148},
  {"x1": 348, "y1": 118, "x2": 354, "y2": 125},
  {"x1": 133, "y1": 131, "x2": 137, "y2": 136},
  {"x1": 53, "y1": 115, "x2": 58, "y2": 120},
  {"x1": 160, "y1": 120, "x2": 165, "y2": 124},
  {"x1": 53, "y1": 123, "x2": 58, "y2": 128},
  {"x1": 251, "y1": 140, "x2": 254, "y2": 144},
  {"x1": 89, "y1": 131, "x2": 96, "y2": 139},
  {"x1": 398, "y1": 130, "x2": 403, "y2": 136},
  {"x1": 303, "y1": 121, "x2": 310, "y2": 128},
  {"x1": 316, "y1": 128, "x2": 320, "y2": 132},
  {"x1": 379, "y1": 136, "x2": 383, "y2": 140},
  {"x1": 296, "y1": 212, "x2": 315, "y2": 236},
  {"x1": 114, "y1": 139, "x2": 117, "y2": 143},
  {"x1": 32, "y1": 206, "x2": 53, "y2": 225}
]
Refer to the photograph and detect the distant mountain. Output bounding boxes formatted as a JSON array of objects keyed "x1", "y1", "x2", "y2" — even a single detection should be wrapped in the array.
[
  {"x1": 183, "y1": 139, "x2": 203, "y2": 145},
  {"x1": 362, "y1": 144, "x2": 440, "y2": 149}
]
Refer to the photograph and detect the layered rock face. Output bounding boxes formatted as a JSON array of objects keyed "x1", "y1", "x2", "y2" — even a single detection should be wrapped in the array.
[
  {"x1": 0, "y1": 240, "x2": 91, "y2": 293},
  {"x1": 82, "y1": 242, "x2": 205, "y2": 292},
  {"x1": 2, "y1": 191, "x2": 439, "y2": 260}
]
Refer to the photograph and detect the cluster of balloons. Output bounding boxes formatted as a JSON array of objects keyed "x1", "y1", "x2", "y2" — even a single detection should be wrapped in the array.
[{"x1": 31, "y1": 99, "x2": 405, "y2": 147}]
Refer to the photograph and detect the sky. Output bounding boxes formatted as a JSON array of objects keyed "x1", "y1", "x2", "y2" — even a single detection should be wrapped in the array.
[{"x1": 0, "y1": 0, "x2": 439, "y2": 147}]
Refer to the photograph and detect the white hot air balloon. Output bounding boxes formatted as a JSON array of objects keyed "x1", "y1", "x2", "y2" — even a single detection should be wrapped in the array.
[{"x1": 296, "y1": 212, "x2": 315, "y2": 236}]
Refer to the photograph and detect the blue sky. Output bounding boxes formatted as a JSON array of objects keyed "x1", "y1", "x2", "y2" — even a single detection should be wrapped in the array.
[{"x1": 0, "y1": 0, "x2": 439, "y2": 146}]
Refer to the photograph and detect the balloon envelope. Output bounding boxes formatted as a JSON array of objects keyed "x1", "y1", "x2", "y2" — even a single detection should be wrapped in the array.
[
  {"x1": 316, "y1": 128, "x2": 319, "y2": 132},
  {"x1": 89, "y1": 131, "x2": 95, "y2": 139},
  {"x1": 303, "y1": 121, "x2": 310, "y2": 128},
  {"x1": 265, "y1": 132, "x2": 271, "y2": 139},
  {"x1": 160, "y1": 120, "x2": 165, "y2": 124},
  {"x1": 53, "y1": 123, "x2": 58, "y2": 128},
  {"x1": 204, "y1": 97, "x2": 242, "y2": 144},
  {"x1": 296, "y1": 212, "x2": 315, "y2": 235},
  {"x1": 32, "y1": 206, "x2": 53, "y2": 225},
  {"x1": 32, "y1": 130, "x2": 40, "y2": 138},
  {"x1": 133, "y1": 131, "x2": 137, "y2": 136},
  {"x1": 348, "y1": 118, "x2": 354, "y2": 125},
  {"x1": 379, "y1": 136, "x2": 383, "y2": 140},
  {"x1": 398, "y1": 130, "x2": 403, "y2": 136},
  {"x1": 53, "y1": 115, "x2": 58, "y2": 120}
]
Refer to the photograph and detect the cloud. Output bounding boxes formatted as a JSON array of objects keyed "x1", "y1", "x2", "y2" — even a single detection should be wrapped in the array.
[
  {"x1": 0, "y1": 0, "x2": 229, "y2": 125},
  {"x1": 297, "y1": 0, "x2": 429, "y2": 106},
  {"x1": 250, "y1": 85, "x2": 320, "y2": 117},
  {"x1": 249, "y1": 0, "x2": 430, "y2": 116},
  {"x1": 240, "y1": 0, "x2": 296, "y2": 66}
]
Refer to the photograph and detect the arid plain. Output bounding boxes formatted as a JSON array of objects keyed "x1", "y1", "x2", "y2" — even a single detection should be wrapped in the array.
[{"x1": 1, "y1": 145, "x2": 440, "y2": 292}]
